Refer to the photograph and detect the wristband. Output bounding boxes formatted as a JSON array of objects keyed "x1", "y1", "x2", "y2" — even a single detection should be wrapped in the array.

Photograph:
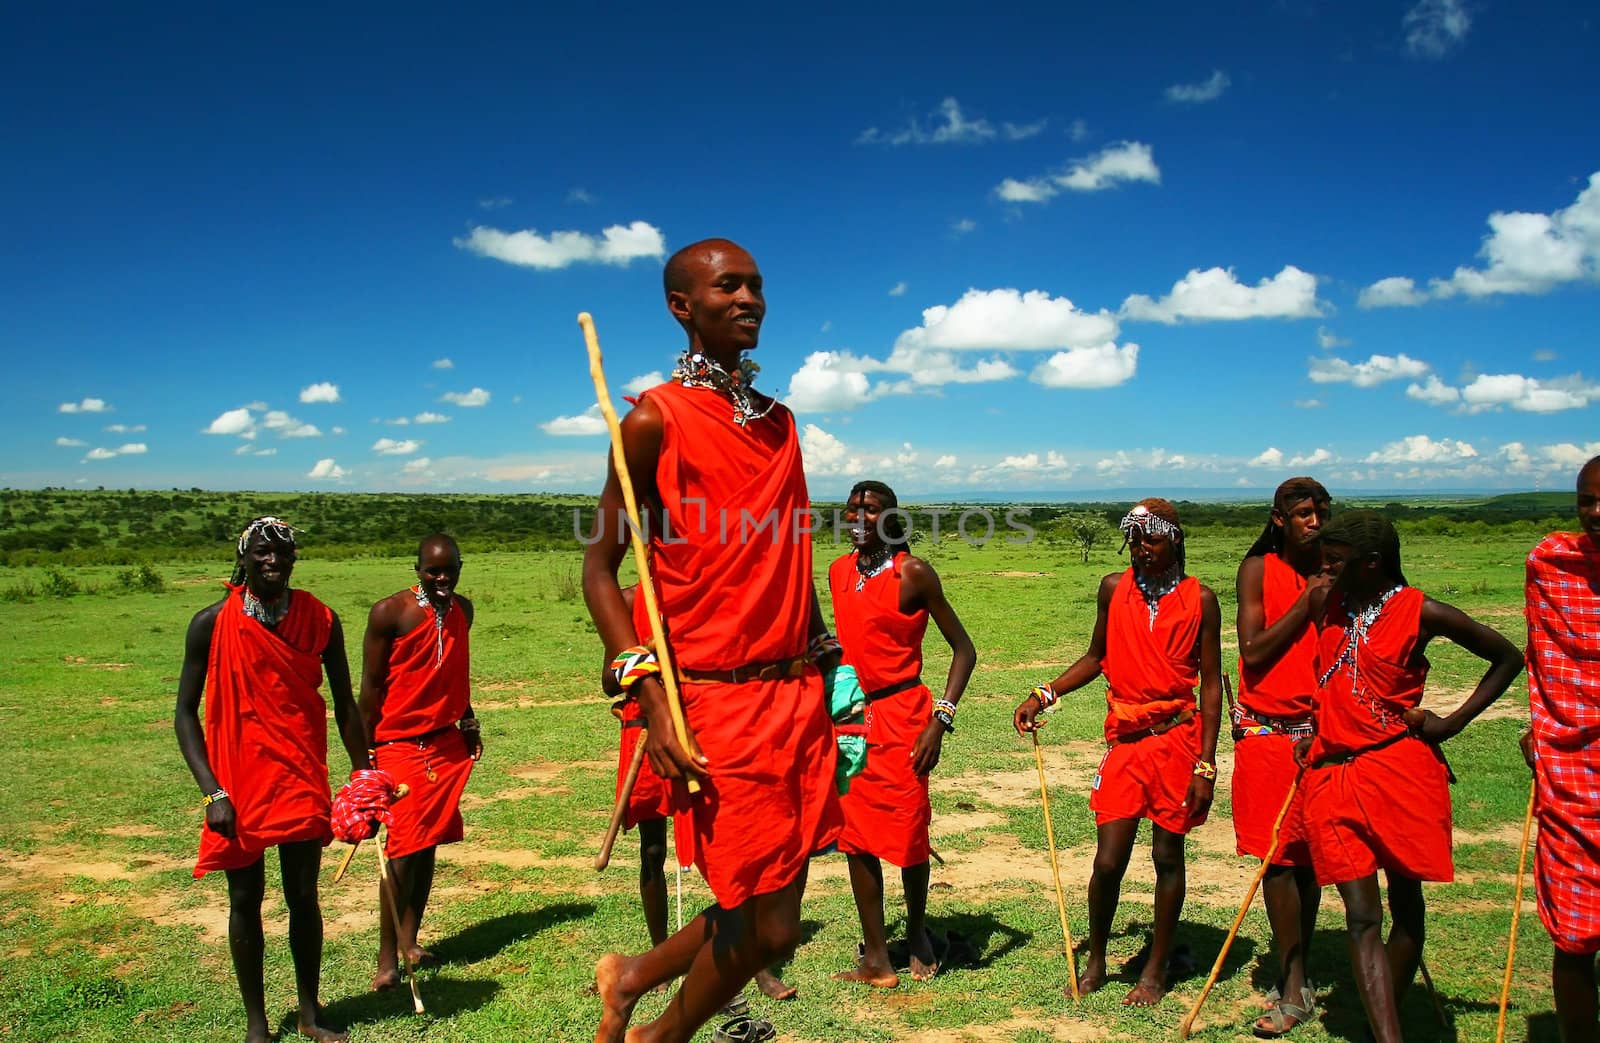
[
  {"x1": 1030, "y1": 683, "x2": 1059, "y2": 709},
  {"x1": 610, "y1": 645, "x2": 661, "y2": 692},
  {"x1": 1192, "y1": 760, "x2": 1218, "y2": 781},
  {"x1": 201, "y1": 788, "x2": 229, "y2": 808},
  {"x1": 808, "y1": 631, "x2": 843, "y2": 663},
  {"x1": 933, "y1": 699, "x2": 957, "y2": 733}
]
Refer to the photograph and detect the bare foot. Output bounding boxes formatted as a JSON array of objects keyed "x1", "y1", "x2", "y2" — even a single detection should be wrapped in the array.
[
  {"x1": 1074, "y1": 957, "x2": 1107, "y2": 997},
  {"x1": 595, "y1": 952, "x2": 641, "y2": 1043},
  {"x1": 404, "y1": 946, "x2": 438, "y2": 968},
  {"x1": 832, "y1": 962, "x2": 899, "y2": 988},
  {"x1": 755, "y1": 968, "x2": 797, "y2": 1000},
  {"x1": 371, "y1": 966, "x2": 401, "y2": 991},
  {"x1": 245, "y1": 1025, "x2": 272, "y2": 1043},
  {"x1": 1122, "y1": 976, "x2": 1169, "y2": 1007},
  {"x1": 297, "y1": 1007, "x2": 349, "y2": 1043}
]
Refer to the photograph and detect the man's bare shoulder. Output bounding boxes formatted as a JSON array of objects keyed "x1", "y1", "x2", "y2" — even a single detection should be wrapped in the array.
[
  {"x1": 456, "y1": 593, "x2": 475, "y2": 628},
  {"x1": 188, "y1": 598, "x2": 227, "y2": 632},
  {"x1": 1097, "y1": 571, "x2": 1124, "y2": 595},
  {"x1": 367, "y1": 590, "x2": 414, "y2": 630},
  {"x1": 1236, "y1": 553, "x2": 1265, "y2": 587}
]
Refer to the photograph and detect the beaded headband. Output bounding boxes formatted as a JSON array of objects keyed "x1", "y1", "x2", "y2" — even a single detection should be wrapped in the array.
[
  {"x1": 1118, "y1": 504, "x2": 1180, "y2": 541},
  {"x1": 236, "y1": 516, "x2": 298, "y2": 556}
]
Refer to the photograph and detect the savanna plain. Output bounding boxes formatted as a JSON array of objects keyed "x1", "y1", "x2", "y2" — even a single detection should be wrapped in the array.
[{"x1": 0, "y1": 490, "x2": 1573, "y2": 1042}]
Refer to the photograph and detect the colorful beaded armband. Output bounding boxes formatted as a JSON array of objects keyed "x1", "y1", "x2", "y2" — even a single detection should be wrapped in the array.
[
  {"x1": 611, "y1": 645, "x2": 661, "y2": 692},
  {"x1": 933, "y1": 699, "x2": 957, "y2": 733},
  {"x1": 1031, "y1": 683, "x2": 1059, "y2": 709},
  {"x1": 1192, "y1": 760, "x2": 1218, "y2": 780},
  {"x1": 808, "y1": 632, "x2": 843, "y2": 663}
]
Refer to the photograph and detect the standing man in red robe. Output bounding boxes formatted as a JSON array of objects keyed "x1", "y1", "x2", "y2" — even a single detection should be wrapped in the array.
[
  {"x1": 584, "y1": 238, "x2": 843, "y2": 1043},
  {"x1": 176, "y1": 517, "x2": 370, "y2": 1043},
  {"x1": 360, "y1": 533, "x2": 480, "y2": 991},
  {"x1": 1524, "y1": 455, "x2": 1600, "y2": 1042},
  {"x1": 1233, "y1": 477, "x2": 1330, "y2": 1037},
  {"x1": 1014, "y1": 498, "x2": 1223, "y2": 1006},
  {"x1": 828, "y1": 480, "x2": 976, "y2": 988},
  {"x1": 1297, "y1": 511, "x2": 1520, "y2": 1043}
]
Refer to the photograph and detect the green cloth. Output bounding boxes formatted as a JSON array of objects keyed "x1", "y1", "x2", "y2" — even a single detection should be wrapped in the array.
[{"x1": 824, "y1": 664, "x2": 868, "y2": 794}]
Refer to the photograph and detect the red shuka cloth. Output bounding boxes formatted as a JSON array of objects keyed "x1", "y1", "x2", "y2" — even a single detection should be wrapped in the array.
[
  {"x1": 830, "y1": 551, "x2": 933, "y2": 867},
  {"x1": 194, "y1": 586, "x2": 335, "y2": 877},
  {"x1": 1100, "y1": 570, "x2": 1201, "y2": 741},
  {"x1": 1526, "y1": 532, "x2": 1600, "y2": 954},
  {"x1": 629, "y1": 381, "x2": 841, "y2": 906},
  {"x1": 1303, "y1": 586, "x2": 1453, "y2": 886},
  {"x1": 370, "y1": 599, "x2": 475, "y2": 859},
  {"x1": 1233, "y1": 553, "x2": 1317, "y2": 866}
]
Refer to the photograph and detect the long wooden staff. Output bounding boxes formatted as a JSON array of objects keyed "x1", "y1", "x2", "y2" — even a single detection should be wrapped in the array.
[
  {"x1": 579, "y1": 312, "x2": 699, "y2": 795},
  {"x1": 596, "y1": 704, "x2": 650, "y2": 871},
  {"x1": 1031, "y1": 729, "x2": 1080, "y2": 1000},
  {"x1": 375, "y1": 826, "x2": 425, "y2": 1013},
  {"x1": 1496, "y1": 780, "x2": 1538, "y2": 1043},
  {"x1": 333, "y1": 782, "x2": 410, "y2": 883},
  {"x1": 1180, "y1": 767, "x2": 1304, "y2": 1038}
]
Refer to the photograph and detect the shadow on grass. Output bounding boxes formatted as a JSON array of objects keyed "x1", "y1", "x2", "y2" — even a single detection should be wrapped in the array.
[
  {"x1": 306, "y1": 975, "x2": 501, "y2": 1034},
  {"x1": 1526, "y1": 1012, "x2": 1562, "y2": 1041},
  {"x1": 1112, "y1": 918, "x2": 1255, "y2": 990},
  {"x1": 1302, "y1": 927, "x2": 1504, "y2": 1042},
  {"x1": 431, "y1": 901, "x2": 598, "y2": 965}
]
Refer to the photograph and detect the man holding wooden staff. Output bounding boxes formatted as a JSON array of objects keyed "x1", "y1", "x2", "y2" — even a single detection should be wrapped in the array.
[
  {"x1": 1014, "y1": 497, "x2": 1223, "y2": 1006},
  {"x1": 359, "y1": 533, "x2": 480, "y2": 991},
  {"x1": 1524, "y1": 455, "x2": 1600, "y2": 1042},
  {"x1": 583, "y1": 238, "x2": 843, "y2": 1043},
  {"x1": 175, "y1": 517, "x2": 370, "y2": 1043},
  {"x1": 1232, "y1": 477, "x2": 1330, "y2": 1037}
]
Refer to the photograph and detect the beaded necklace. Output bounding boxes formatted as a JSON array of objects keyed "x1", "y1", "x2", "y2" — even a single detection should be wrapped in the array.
[
  {"x1": 853, "y1": 546, "x2": 895, "y2": 592},
  {"x1": 671, "y1": 351, "x2": 775, "y2": 427},
  {"x1": 1133, "y1": 563, "x2": 1183, "y2": 629},
  {"x1": 413, "y1": 585, "x2": 449, "y2": 666},
  {"x1": 1316, "y1": 584, "x2": 1406, "y2": 726},
  {"x1": 242, "y1": 588, "x2": 290, "y2": 628}
]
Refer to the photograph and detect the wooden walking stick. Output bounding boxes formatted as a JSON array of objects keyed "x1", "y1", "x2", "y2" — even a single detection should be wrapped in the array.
[
  {"x1": 579, "y1": 312, "x2": 699, "y2": 795},
  {"x1": 375, "y1": 819, "x2": 424, "y2": 1013},
  {"x1": 1179, "y1": 767, "x2": 1304, "y2": 1039},
  {"x1": 333, "y1": 782, "x2": 410, "y2": 884},
  {"x1": 1496, "y1": 780, "x2": 1537, "y2": 1043},
  {"x1": 1031, "y1": 729, "x2": 1080, "y2": 1000},
  {"x1": 596, "y1": 704, "x2": 650, "y2": 871}
]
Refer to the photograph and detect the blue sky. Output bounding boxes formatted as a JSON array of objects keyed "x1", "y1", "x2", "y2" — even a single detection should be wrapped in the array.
[{"x1": 5, "y1": 2, "x2": 1597, "y2": 498}]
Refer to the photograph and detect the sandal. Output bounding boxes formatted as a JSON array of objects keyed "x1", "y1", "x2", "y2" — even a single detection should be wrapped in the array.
[
  {"x1": 713, "y1": 1015, "x2": 777, "y2": 1042},
  {"x1": 718, "y1": 993, "x2": 750, "y2": 1018},
  {"x1": 1253, "y1": 985, "x2": 1315, "y2": 1039}
]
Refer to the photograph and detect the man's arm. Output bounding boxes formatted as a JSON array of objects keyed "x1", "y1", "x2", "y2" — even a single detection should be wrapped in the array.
[
  {"x1": 1405, "y1": 597, "x2": 1524, "y2": 742},
  {"x1": 1014, "y1": 572, "x2": 1117, "y2": 734},
  {"x1": 358, "y1": 595, "x2": 400, "y2": 742},
  {"x1": 456, "y1": 593, "x2": 481, "y2": 759},
  {"x1": 175, "y1": 602, "x2": 232, "y2": 837},
  {"x1": 904, "y1": 555, "x2": 976, "y2": 775},
  {"x1": 1186, "y1": 586, "x2": 1224, "y2": 817},
  {"x1": 323, "y1": 611, "x2": 371, "y2": 772},
  {"x1": 1236, "y1": 556, "x2": 1330, "y2": 669}
]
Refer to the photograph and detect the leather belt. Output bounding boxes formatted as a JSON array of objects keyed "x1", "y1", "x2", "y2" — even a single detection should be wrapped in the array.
[
  {"x1": 373, "y1": 725, "x2": 454, "y2": 748},
  {"x1": 865, "y1": 677, "x2": 923, "y2": 703},
  {"x1": 1232, "y1": 706, "x2": 1315, "y2": 741},
  {"x1": 1109, "y1": 709, "x2": 1194, "y2": 746},
  {"x1": 677, "y1": 654, "x2": 810, "y2": 685}
]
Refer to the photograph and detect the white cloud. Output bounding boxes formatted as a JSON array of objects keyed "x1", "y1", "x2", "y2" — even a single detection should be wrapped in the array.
[
  {"x1": 1308, "y1": 352, "x2": 1431, "y2": 387},
  {"x1": 1249, "y1": 447, "x2": 1285, "y2": 468},
  {"x1": 432, "y1": 358, "x2": 454, "y2": 370},
  {"x1": 414, "y1": 411, "x2": 451, "y2": 424},
  {"x1": 951, "y1": 218, "x2": 977, "y2": 235},
  {"x1": 479, "y1": 196, "x2": 512, "y2": 210},
  {"x1": 1067, "y1": 118, "x2": 1089, "y2": 142},
  {"x1": 81, "y1": 443, "x2": 146, "y2": 462},
  {"x1": 262, "y1": 410, "x2": 321, "y2": 438},
  {"x1": 1121, "y1": 265, "x2": 1321, "y2": 323},
  {"x1": 402, "y1": 457, "x2": 432, "y2": 474},
  {"x1": 820, "y1": 320, "x2": 832, "y2": 334},
  {"x1": 298, "y1": 381, "x2": 341, "y2": 404},
  {"x1": 1165, "y1": 70, "x2": 1230, "y2": 103},
  {"x1": 252, "y1": 447, "x2": 276, "y2": 457},
  {"x1": 441, "y1": 387, "x2": 491, "y2": 407},
  {"x1": 104, "y1": 423, "x2": 145, "y2": 433},
  {"x1": 454, "y1": 220, "x2": 666, "y2": 269},
  {"x1": 1405, "y1": 376, "x2": 1460, "y2": 405},
  {"x1": 540, "y1": 406, "x2": 608, "y2": 436},
  {"x1": 205, "y1": 407, "x2": 257, "y2": 439},
  {"x1": 1095, "y1": 448, "x2": 1188, "y2": 475},
  {"x1": 856, "y1": 97, "x2": 1044, "y2": 146},
  {"x1": 1289, "y1": 448, "x2": 1334, "y2": 467},
  {"x1": 1294, "y1": 398, "x2": 1323, "y2": 409},
  {"x1": 237, "y1": 444, "x2": 277, "y2": 457},
  {"x1": 1029, "y1": 343, "x2": 1139, "y2": 388},
  {"x1": 935, "y1": 454, "x2": 957, "y2": 468},
  {"x1": 1404, "y1": 0, "x2": 1471, "y2": 59},
  {"x1": 800, "y1": 424, "x2": 865, "y2": 477},
  {"x1": 1316, "y1": 326, "x2": 1350, "y2": 349},
  {"x1": 55, "y1": 436, "x2": 87, "y2": 447},
  {"x1": 331, "y1": 426, "x2": 345, "y2": 435},
  {"x1": 83, "y1": 448, "x2": 117, "y2": 461},
  {"x1": 620, "y1": 372, "x2": 664, "y2": 396},
  {"x1": 896, "y1": 288, "x2": 1120, "y2": 352},
  {"x1": 308, "y1": 458, "x2": 348, "y2": 480},
  {"x1": 385, "y1": 416, "x2": 410, "y2": 425},
  {"x1": 995, "y1": 141, "x2": 1160, "y2": 204},
  {"x1": 58, "y1": 397, "x2": 110, "y2": 414},
  {"x1": 1362, "y1": 173, "x2": 1600, "y2": 304},
  {"x1": 888, "y1": 281, "x2": 907, "y2": 297},
  {"x1": 1459, "y1": 372, "x2": 1600, "y2": 414},
  {"x1": 1365, "y1": 434, "x2": 1477, "y2": 464},
  {"x1": 372, "y1": 438, "x2": 423, "y2": 455},
  {"x1": 786, "y1": 352, "x2": 877, "y2": 412},
  {"x1": 567, "y1": 187, "x2": 594, "y2": 204},
  {"x1": 1533, "y1": 349, "x2": 1559, "y2": 362},
  {"x1": 893, "y1": 351, "x2": 1017, "y2": 386}
]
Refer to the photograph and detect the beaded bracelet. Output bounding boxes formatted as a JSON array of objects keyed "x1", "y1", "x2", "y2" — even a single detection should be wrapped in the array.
[
  {"x1": 933, "y1": 699, "x2": 957, "y2": 733},
  {"x1": 1030, "y1": 683, "x2": 1059, "y2": 709},
  {"x1": 611, "y1": 645, "x2": 662, "y2": 692},
  {"x1": 1192, "y1": 760, "x2": 1218, "y2": 780},
  {"x1": 808, "y1": 632, "x2": 843, "y2": 663},
  {"x1": 201, "y1": 788, "x2": 230, "y2": 808}
]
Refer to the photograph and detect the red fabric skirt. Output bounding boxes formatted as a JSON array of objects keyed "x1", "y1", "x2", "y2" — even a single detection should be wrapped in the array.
[
  {"x1": 1231, "y1": 733, "x2": 1312, "y2": 866},
  {"x1": 839, "y1": 683, "x2": 933, "y2": 867},
  {"x1": 1536, "y1": 743, "x2": 1600, "y2": 955},
  {"x1": 671, "y1": 670, "x2": 842, "y2": 909},
  {"x1": 1302, "y1": 737, "x2": 1452, "y2": 887},
  {"x1": 1090, "y1": 716, "x2": 1206, "y2": 835},
  {"x1": 373, "y1": 726, "x2": 474, "y2": 860}
]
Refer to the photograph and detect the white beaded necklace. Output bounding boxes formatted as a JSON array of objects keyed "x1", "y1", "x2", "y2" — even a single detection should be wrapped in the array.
[
  {"x1": 413, "y1": 585, "x2": 448, "y2": 666},
  {"x1": 671, "y1": 351, "x2": 775, "y2": 427},
  {"x1": 242, "y1": 588, "x2": 290, "y2": 628},
  {"x1": 1317, "y1": 583, "x2": 1405, "y2": 692}
]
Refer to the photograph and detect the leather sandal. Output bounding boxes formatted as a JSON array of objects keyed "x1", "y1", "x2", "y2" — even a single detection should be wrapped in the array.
[
  {"x1": 713, "y1": 1015, "x2": 777, "y2": 1042},
  {"x1": 1253, "y1": 984, "x2": 1315, "y2": 1038}
]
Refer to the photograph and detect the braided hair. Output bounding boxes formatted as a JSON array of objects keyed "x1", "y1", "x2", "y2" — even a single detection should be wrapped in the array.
[
  {"x1": 1244, "y1": 476, "x2": 1331, "y2": 559},
  {"x1": 1316, "y1": 509, "x2": 1407, "y2": 587}
]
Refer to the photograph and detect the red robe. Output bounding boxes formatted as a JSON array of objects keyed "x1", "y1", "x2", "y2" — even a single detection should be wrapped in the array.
[
  {"x1": 629, "y1": 381, "x2": 842, "y2": 908},
  {"x1": 194, "y1": 586, "x2": 335, "y2": 877},
  {"x1": 1091, "y1": 570, "x2": 1206, "y2": 834},
  {"x1": 831, "y1": 551, "x2": 933, "y2": 868},
  {"x1": 1303, "y1": 586, "x2": 1453, "y2": 886},
  {"x1": 1232, "y1": 553, "x2": 1315, "y2": 866},
  {"x1": 371, "y1": 595, "x2": 475, "y2": 860},
  {"x1": 1526, "y1": 532, "x2": 1600, "y2": 955}
]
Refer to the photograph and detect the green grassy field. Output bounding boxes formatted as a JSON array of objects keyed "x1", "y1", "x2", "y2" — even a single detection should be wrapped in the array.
[{"x1": 0, "y1": 503, "x2": 1568, "y2": 1042}]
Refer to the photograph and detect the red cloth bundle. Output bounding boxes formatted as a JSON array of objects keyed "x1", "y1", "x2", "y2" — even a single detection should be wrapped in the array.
[{"x1": 332, "y1": 768, "x2": 397, "y2": 842}]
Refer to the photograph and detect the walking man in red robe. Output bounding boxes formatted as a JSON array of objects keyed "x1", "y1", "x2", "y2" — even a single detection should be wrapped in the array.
[
  {"x1": 1297, "y1": 510, "x2": 1521, "y2": 1042},
  {"x1": 1233, "y1": 477, "x2": 1329, "y2": 1036},
  {"x1": 584, "y1": 238, "x2": 843, "y2": 1043},
  {"x1": 828, "y1": 480, "x2": 976, "y2": 988},
  {"x1": 1014, "y1": 497, "x2": 1223, "y2": 1005},
  {"x1": 360, "y1": 533, "x2": 480, "y2": 990},
  {"x1": 1524, "y1": 455, "x2": 1600, "y2": 1042},
  {"x1": 176, "y1": 517, "x2": 370, "y2": 1043}
]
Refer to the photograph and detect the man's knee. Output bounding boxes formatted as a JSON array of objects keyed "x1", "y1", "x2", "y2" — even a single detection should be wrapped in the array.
[{"x1": 641, "y1": 839, "x2": 668, "y2": 871}]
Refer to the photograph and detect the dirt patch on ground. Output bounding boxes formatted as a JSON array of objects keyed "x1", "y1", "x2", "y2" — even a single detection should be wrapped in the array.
[
  {"x1": 942, "y1": 745, "x2": 1109, "y2": 808},
  {"x1": 63, "y1": 655, "x2": 132, "y2": 670},
  {"x1": 989, "y1": 571, "x2": 1050, "y2": 578},
  {"x1": 102, "y1": 824, "x2": 165, "y2": 839},
  {"x1": 912, "y1": 1014, "x2": 1112, "y2": 1042},
  {"x1": 509, "y1": 759, "x2": 614, "y2": 782}
]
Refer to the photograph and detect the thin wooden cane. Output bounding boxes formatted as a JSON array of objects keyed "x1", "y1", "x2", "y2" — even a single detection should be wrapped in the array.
[
  {"x1": 375, "y1": 832, "x2": 425, "y2": 1014},
  {"x1": 1179, "y1": 767, "x2": 1304, "y2": 1039},
  {"x1": 1496, "y1": 781, "x2": 1537, "y2": 1043},
  {"x1": 596, "y1": 731, "x2": 649, "y2": 871},
  {"x1": 579, "y1": 312, "x2": 699, "y2": 795},
  {"x1": 1419, "y1": 956, "x2": 1447, "y2": 1030},
  {"x1": 333, "y1": 782, "x2": 410, "y2": 884},
  {"x1": 1031, "y1": 729, "x2": 1081, "y2": 1000}
]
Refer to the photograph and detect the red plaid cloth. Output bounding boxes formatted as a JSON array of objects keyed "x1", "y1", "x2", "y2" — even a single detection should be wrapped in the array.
[
  {"x1": 1527, "y1": 532, "x2": 1600, "y2": 954},
  {"x1": 332, "y1": 768, "x2": 397, "y2": 843}
]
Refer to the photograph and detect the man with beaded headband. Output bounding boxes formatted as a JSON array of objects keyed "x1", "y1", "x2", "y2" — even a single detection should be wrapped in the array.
[
  {"x1": 1232, "y1": 476, "x2": 1330, "y2": 1037},
  {"x1": 1294, "y1": 510, "x2": 1520, "y2": 1043},
  {"x1": 175, "y1": 517, "x2": 371, "y2": 1043},
  {"x1": 829, "y1": 479, "x2": 977, "y2": 988},
  {"x1": 358, "y1": 533, "x2": 480, "y2": 991},
  {"x1": 584, "y1": 238, "x2": 844, "y2": 1043},
  {"x1": 1014, "y1": 497, "x2": 1223, "y2": 1006}
]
